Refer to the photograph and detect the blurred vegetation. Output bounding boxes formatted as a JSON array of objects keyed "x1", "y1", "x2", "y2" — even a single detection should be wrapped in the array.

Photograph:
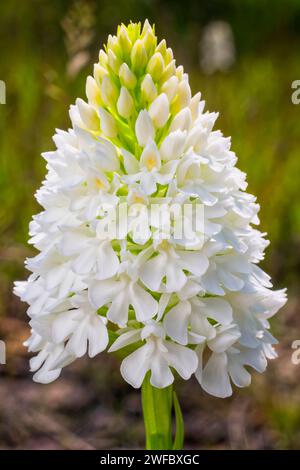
[{"x1": 0, "y1": 0, "x2": 300, "y2": 449}]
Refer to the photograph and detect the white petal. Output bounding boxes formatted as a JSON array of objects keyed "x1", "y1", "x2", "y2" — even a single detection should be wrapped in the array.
[
  {"x1": 52, "y1": 310, "x2": 78, "y2": 343},
  {"x1": 165, "y1": 262, "x2": 186, "y2": 292},
  {"x1": 87, "y1": 315, "x2": 109, "y2": 357},
  {"x1": 88, "y1": 279, "x2": 122, "y2": 308},
  {"x1": 122, "y1": 148, "x2": 139, "y2": 174},
  {"x1": 129, "y1": 283, "x2": 158, "y2": 322},
  {"x1": 201, "y1": 352, "x2": 232, "y2": 398},
  {"x1": 140, "y1": 140, "x2": 161, "y2": 170},
  {"x1": 157, "y1": 293, "x2": 171, "y2": 321},
  {"x1": 149, "y1": 93, "x2": 169, "y2": 128},
  {"x1": 66, "y1": 322, "x2": 88, "y2": 357},
  {"x1": 33, "y1": 368, "x2": 61, "y2": 384},
  {"x1": 178, "y1": 251, "x2": 209, "y2": 277},
  {"x1": 150, "y1": 354, "x2": 174, "y2": 388},
  {"x1": 199, "y1": 298, "x2": 233, "y2": 325},
  {"x1": 208, "y1": 326, "x2": 240, "y2": 353},
  {"x1": 239, "y1": 347, "x2": 267, "y2": 373},
  {"x1": 163, "y1": 301, "x2": 191, "y2": 345},
  {"x1": 156, "y1": 160, "x2": 178, "y2": 184},
  {"x1": 201, "y1": 271, "x2": 225, "y2": 296},
  {"x1": 160, "y1": 130, "x2": 186, "y2": 161},
  {"x1": 95, "y1": 241, "x2": 119, "y2": 280},
  {"x1": 72, "y1": 246, "x2": 95, "y2": 274},
  {"x1": 140, "y1": 172, "x2": 157, "y2": 195},
  {"x1": 165, "y1": 341, "x2": 198, "y2": 380},
  {"x1": 135, "y1": 110, "x2": 155, "y2": 147},
  {"x1": 228, "y1": 356, "x2": 251, "y2": 388},
  {"x1": 60, "y1": 230, "x2": 90, "y2": 256},
  {"x1": 194, "y1": 342, "x2": 205, "y2": 384},
  {"x1": 120, "y1": 343, "x2": 153, "y2": 388},
  {"x1": 94, "y1": 138, "x2": 120, "y2": 171},
  {"x1": 107, "y1": 291, "x2": 130, "y2": 327},
  {"x1": 140, "y1": 253, "x2": 166, "y2": 291},
  {"x1": 169, "y1": 107, "x2": 192, "y2": 132},
  {"x1": 108, "y1": 329, "x2": 142, "y2": 352},
  {"x1": 218, "y1": 269, "x2": 244, "y2": 291}
]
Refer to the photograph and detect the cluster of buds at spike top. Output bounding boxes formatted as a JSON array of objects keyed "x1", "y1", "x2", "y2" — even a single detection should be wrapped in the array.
[
  {"x1": 14, "y1": 21, "x2": 286, "y2": 398},
  {"x1": 81, "y1": 20, "x2": 193, "y2": 148}
]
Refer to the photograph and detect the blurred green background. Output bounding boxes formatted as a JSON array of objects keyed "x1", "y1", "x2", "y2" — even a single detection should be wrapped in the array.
[{"x1": 0, "y1": 0, "x2": 300, "y2": 450}]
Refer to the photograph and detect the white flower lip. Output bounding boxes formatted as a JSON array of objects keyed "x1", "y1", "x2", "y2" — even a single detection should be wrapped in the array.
[{"x1": 14, "y1": 20, "x2": 287, "y2": 397}]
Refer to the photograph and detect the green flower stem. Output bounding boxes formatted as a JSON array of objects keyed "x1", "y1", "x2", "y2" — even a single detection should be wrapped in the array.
[{"x1": 141, "y1": 372, "x2": 184, "y2": 450}]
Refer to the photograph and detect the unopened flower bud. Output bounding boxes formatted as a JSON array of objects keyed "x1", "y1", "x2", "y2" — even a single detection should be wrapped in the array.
[
  {"x1": 127, "y1": 21, "x2": 141, "y2": 43},
  {"x1": 99, "y1": 50, "x2": 108, "y2": 67},
  {"x1": 93, "y1": 64, "x2": 107, "y2": 87},
  {"x1": 156, "y1": 39, "x2": 167, "y2": 56},
  {"x1": 169, "y1": 107, "x2": 192, "y2": 132},
  {"x1": 161, "y1": 75, "x2": 179, "y2": 103},
  {"x1": 131, "y1": 40, "x2": 148, "y2": 74},
  {"x1": 161, "y1": 60, "x2": 176, "y2": 83},
  {"x1": 118, "y1": 25, "x2": 132, "y2": 58},
  {"x1": 141, "y1": 19, "x2": 152, "y2": 37},
  {"x1": 86, "y1": 76, "x2": 102, "y2": 107},
  {"x1": 164, "y1": 47, "x2": 174, "y2": 64},
  {"x1": 149, "y1": 93, "x2": 169, "y2": 128},
  {"x1": 142, "y1": 30, "x2": 156, "y2": 55},
  {"x1": 190, "y1": 92, "x2": 202, "y2": 120},
  {"x1": 135, "y1": 110, "x2": 154, "y2": 147},
  {"x1": 107, "y1": 49, "x2": 121, "y2": 74},
  {"x1": 117, "y1": 87, "x2": 134, "y2": 119},
  {"x1": 101, "y1": 76, "x2": 118, "y2": 107},
  {"x1": 147, "y1": 52, "x2": 164, "y2": 82},
  {"x1": 76, "y1": 98, "x2": 99, "y2": 131},
  {"x1": 172, "y1": 79, "x2": 191, "y2": 113},
  {"x1": 98, "y1": 107, "x2": 118, "y2": 138},
  {"x1": 141, "y1": 74, "x2": 157, "y2": 103},
  {"x1": 160, "y1": 129, "x2": 187, "y2": 161},
  {"x1": 107, "y1": 34, "x2": 122, "y2": 58},
  {"x1": 176, "y1": 65, "x2": 184, "y2": 81},
  {"x1": 119, "y1": 63, "x2": 137, "y2": 89}
]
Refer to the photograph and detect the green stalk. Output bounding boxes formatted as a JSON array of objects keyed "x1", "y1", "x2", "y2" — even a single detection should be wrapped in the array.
[{"x1": 141, "y1": 372, "x2": 184, "y2": 450}]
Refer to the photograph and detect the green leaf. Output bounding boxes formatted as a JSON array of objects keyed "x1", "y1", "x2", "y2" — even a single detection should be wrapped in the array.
[
  {"x1": 172, "y1": 391, "x2": 184, "y2": 450},
  {"x1": 141, "y1": 372, "x2": 173, "y2": 450}
]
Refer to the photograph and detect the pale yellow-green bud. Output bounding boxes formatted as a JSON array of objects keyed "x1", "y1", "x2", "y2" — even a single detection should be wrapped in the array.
[
  {"x1": 99, "y1": 50, "x2": 108, "y2": 67},
  {"x1": 141, "y1": 74, "x2": 157, "y2": 103},
  {"x1": 170, "y1": 107, "x2": 192, "y2": 132},
  {"x1": 94, "y1": 64, "x2": 108, "y2": 87},
  {"x1": 161, "y1": 59, "x2": 176, "y2": 83},
  {"x1": 130, "y1": 40, "x2": 148, "y2": 74},
  {"x1": 98, "y1": 107, "x2": 118, "y2": 138},
  {"x1": 176, "y1": 65, "x2": 184, "y2": 81},
  {"x1": 127, "y1": 22, "x2": 141, "y2": 43},
  {"x1": 149, "y1": 93, "x2": 169, "y2": 128},
  {"x1": 142, "y1": 30, "x2": 157, "y2": 56},
  {"x1": 101, "y1": 76, "x2": 118, "y2": 107},
  {"x1": 165, "y1": 47, "x2": 174, "y2": 65},
  {"x1": 156, "y1": 39, "x2": 167, "y2": 56},
  {"x1": 119, "y1": 63, "x2": 137, "y2": 89},
  {"x1": 76, "y1": 98, "x2": 100, "y2": 131},
  {"x1": 141, "y1": 19, "x2": 152, "y2": 37},
  {"x1": 86, "y1": 76, "x2": 102, "y2": 107},
  {"x1": 147, "y1": 52, "x2": 164, "y2": 82},
  {"x1": 161, "y1": 76, "x2": 179, "y2": 103},
  {"x1": 190, "y1": 91, "x2": 202, "y2": 120},
  {"x1": 107, "y1": 49, "x2": 121, "y2": 74},
  {"x1": 118, "y1": 25, "x2": 132, "y2": 58},
  {"x1": 117, "y1": 87, "x2": 134, "y2": 119},
  {"x1": 107, "y1": 34, "x2": 122, "y2": 58},
  {"x1": 172, "y1": 79, "x2": 191, "y2": 113}
]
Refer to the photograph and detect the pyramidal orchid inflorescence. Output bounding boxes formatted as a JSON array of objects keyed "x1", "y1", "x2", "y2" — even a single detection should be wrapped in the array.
[{"x1": 14, "y1": 20, "x2": 286, "y2": 399}]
